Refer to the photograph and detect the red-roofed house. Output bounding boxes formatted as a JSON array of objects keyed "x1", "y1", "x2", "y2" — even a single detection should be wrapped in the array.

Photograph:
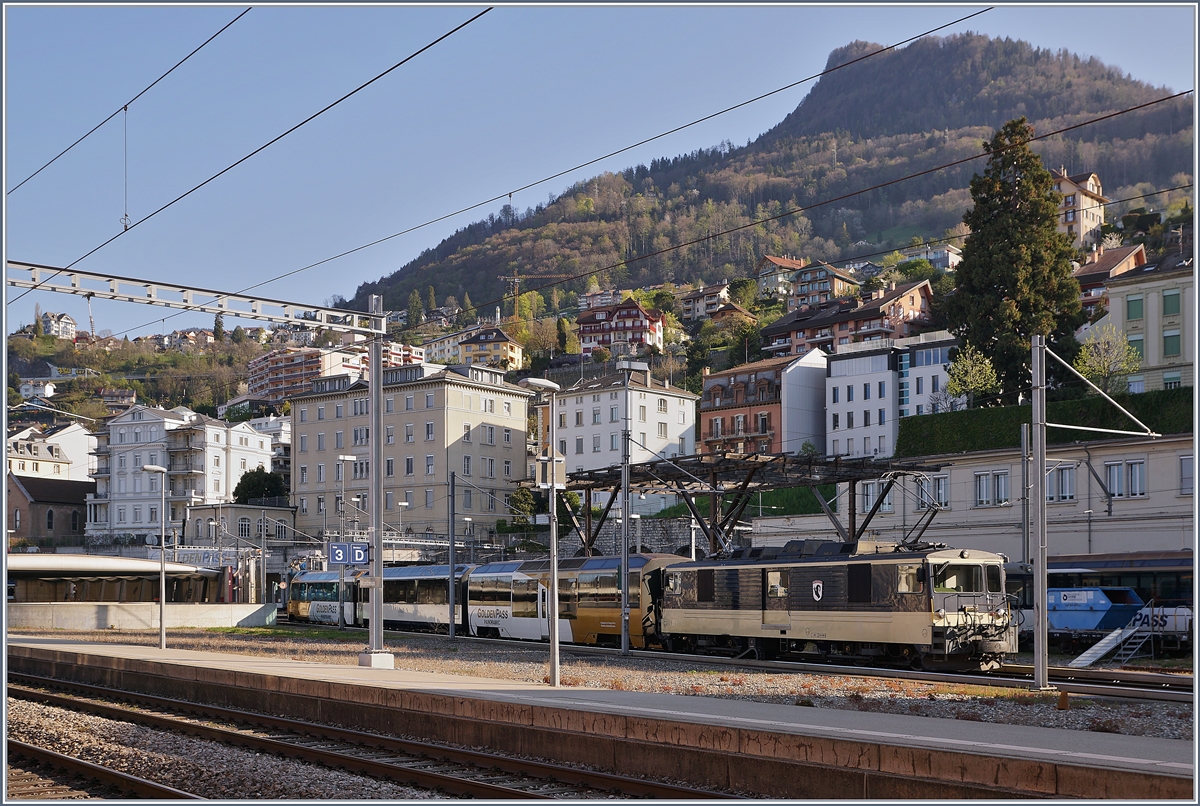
[{"x1": 1072, "y1": 244, "x2": 1147, "y2": 319}]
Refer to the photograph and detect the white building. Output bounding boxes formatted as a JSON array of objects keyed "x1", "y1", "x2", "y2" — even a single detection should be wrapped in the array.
[
  {"x1": 247, "y1": 414, "x2": 292, "y2": 490},
  {"x1": 532, "y1": 369, "x2": 697, "y2": 514},
  {"x1": 779, "y1": 348, "x2": 829, "y2": 455},
  {"x1": 86, "y1": 406, "x2": 274, "y2": 544},
  {"x1": 7, "y1": 422, "x2": 97, "y2": 481},
  {"x1": 40, "y1": 312, "x2": 77, "y2": 340},
  {"x1": 826, "y1": 330, "x2": 961, "y2": 459},
  {"x1": 18, "y1": 380, "x2": 56, "y2": 399}
]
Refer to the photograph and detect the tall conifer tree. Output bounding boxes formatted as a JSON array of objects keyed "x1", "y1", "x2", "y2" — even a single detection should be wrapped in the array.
[{"x1": 945, "y1": 117, "x2": 1082, "y2": 402}]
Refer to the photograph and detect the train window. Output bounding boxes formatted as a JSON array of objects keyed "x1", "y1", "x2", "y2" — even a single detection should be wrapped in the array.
[
  {"x1": 697, "y1": 570, "x2": 715, "y2": 603},
  {"x1": 665, "y1": 572, "x2": 682, "y2": 594},
  {"x1": 628, "y1": 572, "x2": 639, "y2": 609},
  {"x1": 416, "y1": 580, "x2": 448, "y2": 606},
  {"x1": 986, "y1": 565, "x2": 1002, "y2": 593},
  {"x1": 897, "y1": 565, "x2": 923, "y2": 593},
  {"x1": 934, "y1": 564, "x2": 983, "y2": 593},
  {"x1": 847, "y1": 564, "x2": 872, "y2": 603},
  {"x1": 511, "y1": 578, "x2": 537, "y2": 618},
  {"x1": 766, "y1": 570, "x2": 788, "y2": 598}
]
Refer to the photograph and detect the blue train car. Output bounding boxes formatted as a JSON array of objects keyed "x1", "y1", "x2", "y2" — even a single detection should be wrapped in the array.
[{"x1": 1047, "y1": 587, "x2": 1144, "y2": 632}]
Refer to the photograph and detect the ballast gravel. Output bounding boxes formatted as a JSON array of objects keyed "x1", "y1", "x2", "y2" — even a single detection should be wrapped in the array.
[
  {"x1": 10, "y1": 627, "x2": 1192, "y2": 741},
  {"x1": 5, "y1": 697, "x2": 435, "y2": 800}
]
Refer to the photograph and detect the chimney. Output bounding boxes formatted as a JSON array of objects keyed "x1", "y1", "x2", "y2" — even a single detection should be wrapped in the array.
[
  {"x1": 888, "y1": 281, "x2": 897, "y2": 292},
  {"x1": 702, "y1": 367, "x2": 710, "y2": 377}
]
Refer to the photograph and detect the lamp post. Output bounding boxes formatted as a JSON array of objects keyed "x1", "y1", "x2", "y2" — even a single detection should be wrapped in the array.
[
  {"x1": 616, "y1": 360, "x2": 647, "y2": 655},
  {"x1": 142, "y1": 464, "x2": 168, "y2": 649},
  {"x1": 518, "y1": 377, "x2": 563, "y2": 687}
]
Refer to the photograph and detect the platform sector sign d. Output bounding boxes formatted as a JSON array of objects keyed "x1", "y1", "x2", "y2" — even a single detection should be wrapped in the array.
[{"x1": 349, "y1": 543, "x2": 368, "y2": 565}]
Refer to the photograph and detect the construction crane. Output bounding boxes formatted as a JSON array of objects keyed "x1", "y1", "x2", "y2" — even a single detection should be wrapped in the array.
[{"x1": 497, "y1": 269, "x2": 576, "y2": 300}]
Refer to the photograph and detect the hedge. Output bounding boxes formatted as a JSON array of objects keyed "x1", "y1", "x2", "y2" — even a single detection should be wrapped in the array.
[{"x1": 894, "y1": 386, "x2": 1193, "y2": 457}]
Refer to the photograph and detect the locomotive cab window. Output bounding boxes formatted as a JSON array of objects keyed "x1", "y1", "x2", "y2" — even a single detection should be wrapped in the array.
[
  {"x1": 986, "y1": 565, "x2": 1002, "y2": 593},
  {"x1": 847, "y1": 564, "x2": 872, "y2": 603},
  {"x1": 766, "y1": 570, "x2": 788, "y2": 598},
  {"x1": 665, "y1": 571, "x2": 682, "y2": 595},
  {"x1": 897, "y1": 564, "x2": 924, "y2": 593},
  {"x1": 697, "y1": 569, "x2": 715, "y2": 603},
  {"x1": 934, "y1": 564, "x2": 983, "y2": 593}
]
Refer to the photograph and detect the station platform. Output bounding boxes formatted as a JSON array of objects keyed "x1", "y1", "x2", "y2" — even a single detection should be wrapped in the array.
[{"x1": 7, "y1": 637, "x2": 1194, "y2": 800}]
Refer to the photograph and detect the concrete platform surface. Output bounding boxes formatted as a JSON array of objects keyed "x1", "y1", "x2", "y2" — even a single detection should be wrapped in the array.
[{"x1": 7, "y1": 637, "x2": 1193, "y2": 789}]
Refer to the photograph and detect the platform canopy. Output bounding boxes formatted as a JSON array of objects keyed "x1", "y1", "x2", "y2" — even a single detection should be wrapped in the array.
[
  {"x1": 564, "y1": 451, "x2": 944, "y2": 494},
  {"x1": 558, "y1": 451, "x2": 947, "y2": 557}
]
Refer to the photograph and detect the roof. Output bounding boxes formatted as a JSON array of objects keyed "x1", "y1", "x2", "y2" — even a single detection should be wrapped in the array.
[
  {"x1": 819, "y1": 281, "x2": 930, "y2": 327},
  {"x1": 458, "y1": 327, "x2": 518, "y2": 346},
  {"x1": 1072, "y1": 245, "x2": 1145, "y2": 282},
  {"x1": 703, "y1": 354, "x2": 802, "y2": 380},
  {"x1": 711, "y1": 302, "x2": 754, "y2": 318},
  {"x1": 1105, "y1": 250, "x2": 1194, "y2": 285},
  {"x1": 6, "y1": 554, "x2": 219, "y2": 578},
  {"x1": 758, "y1": 255, "x2": 808, "y2": 274},
  {"x1": 9, "y1": 474, "x2": 96, "y2": 505},
  {"x1": 680, "y1": 283, "x2": 729, "y2": 300},
  {"x1": 561, "y1": 371, "x2": 697, "y2": 399},
  {"x1": 791, "y1": 261, "x2": 859, "y2": 286}
]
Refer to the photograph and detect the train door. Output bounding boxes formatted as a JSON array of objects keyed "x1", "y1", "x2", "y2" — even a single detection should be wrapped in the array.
[
  {"x1": 539, "y1": 584, "x2": 551, "y2": 641},
  {"x1": 762, "y1": 568, "x2": 791, "y2": 628}
]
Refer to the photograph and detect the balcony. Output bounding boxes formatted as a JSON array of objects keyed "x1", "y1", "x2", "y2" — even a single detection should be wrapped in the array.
[
  {"x1": 93, "y1": 465, "x2": 111, "y2": 476},
  {"x1": 856, "y1": 319, "x2": 897, "y2": 335},
  {"x1": 86, "y1": 492, "x2": 108, "y2": 500},
  {"x1": 168, "y1": 461, "x2": 205, "y2": 473}
]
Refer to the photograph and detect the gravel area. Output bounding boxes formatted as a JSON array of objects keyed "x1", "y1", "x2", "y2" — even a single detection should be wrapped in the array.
[
  {"x1": 5, "y1": 697, "x2": 435, "y2": 799},
  {"x1": 9, "y1": 627, "x2": 1193, "y2": 741}
]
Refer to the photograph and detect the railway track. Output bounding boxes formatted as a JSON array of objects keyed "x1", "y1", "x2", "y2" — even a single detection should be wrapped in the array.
[
  {"x1": 7, "y1": 739, "x2": 202, "y2": 800},
  {"x1": 281, "y1": 621, "x2": 1193, "y2": 702},
  {"x1": 8, "y1": 675, "x2": 739, "y2": 800}
]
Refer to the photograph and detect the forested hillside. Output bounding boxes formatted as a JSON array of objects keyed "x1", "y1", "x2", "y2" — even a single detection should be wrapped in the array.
[{"x1": 348, "y1": 33, "x2": 1192, "y2": 315}]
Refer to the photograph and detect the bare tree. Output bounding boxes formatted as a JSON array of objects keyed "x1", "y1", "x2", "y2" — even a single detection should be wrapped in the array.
[{"x1": 1073, "y1": 323, "x2": 1141, "y2": 394}]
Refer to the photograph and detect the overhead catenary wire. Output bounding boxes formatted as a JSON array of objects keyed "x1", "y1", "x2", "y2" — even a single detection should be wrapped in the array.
[
  {"x1": 13, "y1": 8, "x2": 990, "y2": 321},
  {"x1": 6, "y1": 7, "x2": 253, "y2": 196},
  {"x1": 9, "y1": 7, "x2": 493, "y2": 305}
]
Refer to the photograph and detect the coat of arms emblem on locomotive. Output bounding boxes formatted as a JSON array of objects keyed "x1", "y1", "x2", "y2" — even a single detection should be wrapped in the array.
[{"x1": 812, "y1": 580, "x2": 823, "y2": 601}]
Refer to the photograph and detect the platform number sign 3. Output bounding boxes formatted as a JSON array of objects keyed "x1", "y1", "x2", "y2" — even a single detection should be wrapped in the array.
[{"x1": 812, "y1": 580, "x2": 823, "y2": 601}]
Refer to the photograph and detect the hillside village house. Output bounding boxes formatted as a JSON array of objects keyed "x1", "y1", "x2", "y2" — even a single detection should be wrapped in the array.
[
  {"x1": 786, "y1": 262, "x2": 860, "y2": 311},
  {"x1": 1052, "y1": 168, "x2": 1108, "y2": 250},
  {"x1": 18, "y1": 379, "x2": 56, "y2": 399},
  {"x1": 1101, "y1": 250, "x2": 1194, "y2": 392},
  {"x1": 898, "y1": 243, "x2": 962, "y2": 271},
  {"x1": 289, "y1": 364, "x2": 531, "y2": 541},
  {"x1": 85, "y1": 405, "x2": 273, "y2": 545},
  {"x1": 578, "y1": 288, "x2": 631, "y2": 310},
  {"x1": 680, "y1": 282, "x2": 731, "y2": 321},
  {"x1": 421, "y1": 324, "x2": 488, "y2": 365},
  {"x1": 756, "y1": 255, "x2": 808, "y2": 298},
  {"x1": 763, "y1": 280, "x2": 934, "y2": 358},
  {"x1": 576, "y1": 297, "x2": 664, "y2": 358},
  {"x1": 458, "y1": 327, "x2": 524, "y2": 368},
  {"x1": 825, "y1": 330, "x2": 962, "y2": 460},
  {"x1": 752, "y1": 432, "x2": 1193, "y2": 563},
  {"x1": 40, "y1": 311, "x2": 77, "y2": 340},
  {"x1": 1072, "y1": 244, "x2": 1147, "y2": 321}
]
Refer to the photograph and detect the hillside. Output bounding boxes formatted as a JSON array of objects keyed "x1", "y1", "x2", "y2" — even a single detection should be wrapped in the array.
[{"x1": 348, "y1": 33, "x2": 1193, "y2": 315}]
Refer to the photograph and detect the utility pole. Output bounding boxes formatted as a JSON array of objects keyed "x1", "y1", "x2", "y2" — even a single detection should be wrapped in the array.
[
  {"x1": 448, "y1": 471, "x2": 456, "y2": 638},
  {"x1": 360, "y1": 294, "x2": 392, "y2": 668},
  {"x1": 616, "y1": 360, "x2": 647, "y2": 655},
  {"x1": 1031, "y1": 335, "x2": 1050, "y2": 691}
]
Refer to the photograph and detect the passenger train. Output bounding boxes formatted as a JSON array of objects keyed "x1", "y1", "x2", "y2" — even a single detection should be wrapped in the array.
[{"x1": 288, "y1": 538, "x2": 1018, "y2": 670}]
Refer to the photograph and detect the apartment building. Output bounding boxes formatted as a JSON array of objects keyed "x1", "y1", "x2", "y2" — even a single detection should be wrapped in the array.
[
  {"x1": 86, "y1": 406, "x2": 273, "y2": 544},
  {"x1": 787, "y1": 262, "x2": 860, "y2": 311},
  {"x1": 247, "y1": 414, "x2": 292, "y2": 490},
  {"x1": 898, "y1": 243, "x2": 962, "y2": 271},
  {"x1": 680, "y1": 282, "x2": 730, "y2": 321},
  {"x1": 458, "y1": 327, "x2": 524, "y2": 368},
  {"x1": 289, "y1": 363, "x2": 532, "y2": 540},
  {"x1": 752, "y1": 433, "x2": 1194, "y2": 562},
  {"x1": 1052, "y1": 168, "x2": 1109, "y2": 250},
  {"x1": 576, "y1": 297, "x2": 664, "y2": 358},
  {"x1": 248, "y1": 347, "x2": 362, "y2": 404},
  {"x1": 421, "y1": 324, "x2": 488, "y2": 364},
  {"x1": 7, "y1": 422, "x2": 96, "y2": 481},
  {"x1": 826, "y1": 330, "x2": 961, "y2": 459},
  {"x1": 700, "y1": 358, "x2": 778, "y2": 455},
  {"x1": 578, "y1": 288, "x2": 630, "y2": 310},
  {"x1": 1102, "y1": 250, "x2": 1194, "y2": 391},
  {"x1": 756, "y1": 255, "x2": 807, "y2": 298},
  {"x1": 40, "y1": 312, "x2": 77, "y2": 340},
  {"x1": 763, "y1": 281, "x2": 933, "y2": 358}
]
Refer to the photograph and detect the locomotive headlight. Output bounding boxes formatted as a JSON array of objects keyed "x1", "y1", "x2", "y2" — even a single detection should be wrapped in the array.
[{"x1": 935, "y1": 608, "x2": 946, "y2": 619}]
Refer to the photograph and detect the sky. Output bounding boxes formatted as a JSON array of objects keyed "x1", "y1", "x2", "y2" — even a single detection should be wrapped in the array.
[{"x1": 4, "y1": 3, "x2": 1196, "y2": 339}]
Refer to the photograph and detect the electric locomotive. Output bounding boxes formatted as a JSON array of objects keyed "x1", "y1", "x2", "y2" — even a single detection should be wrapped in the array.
[{"x1": 652, "y1": 539, "x2": 1017, "y2": 670}]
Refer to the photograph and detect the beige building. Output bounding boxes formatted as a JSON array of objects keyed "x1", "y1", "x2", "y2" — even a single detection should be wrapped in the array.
[
  {"x1": 752, "y1": 433, "x2": 1194, "y2": 562},
  {"x1": 290, "y1": 363, "x2": 532, "y2": 542},
  {"x1": 458, "y1": 327, "x2": 524, "y2": 369},
  {"x1": 1101, "y1": 250, "x2": 1193, "y2": 391},
  {"x1": 7, "y1": 422, "x2": 96, "y2": 481},
  {"x1": 680, "y1": 282, "x2": 731, "y2": 321},
  {"x1": 1052, "y1": 168, "x2": 1109, "y2": 250}
]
